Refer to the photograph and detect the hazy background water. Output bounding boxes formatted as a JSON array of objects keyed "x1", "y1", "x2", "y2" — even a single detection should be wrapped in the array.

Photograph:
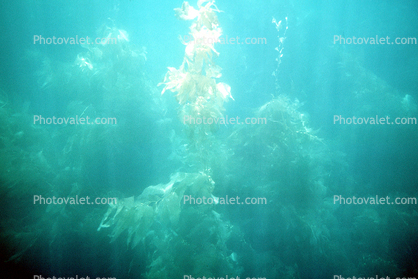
[{"x1": 1, "y1": 0, "x2": 417, "y2": 278}]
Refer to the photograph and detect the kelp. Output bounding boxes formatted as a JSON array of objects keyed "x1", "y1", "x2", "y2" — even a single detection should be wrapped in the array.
[
  {"x1": 160, "y1": 0, "x2": 232, "y2": 151},
  {"x1": 98, "y1": 172, "x2": 215, "y2": 248},
  {"x1": 175, "y1": 0, "x2": 220, "y2": 30},
  {"x1": 98, "y1": 2, "x2": 245, "y2": 277}
]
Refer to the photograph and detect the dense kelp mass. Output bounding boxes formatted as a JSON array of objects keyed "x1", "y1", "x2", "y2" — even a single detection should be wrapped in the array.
[{"x1": 1, "y1": 0, "x2": 418, "y2": 278}]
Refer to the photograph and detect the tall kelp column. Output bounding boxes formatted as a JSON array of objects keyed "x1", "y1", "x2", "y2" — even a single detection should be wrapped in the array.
[{"x1": 98, "y1": 1, "x2": 242, "y2": 278}]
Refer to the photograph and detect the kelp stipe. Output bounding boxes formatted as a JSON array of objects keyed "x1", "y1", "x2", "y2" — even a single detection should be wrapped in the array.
[
  {"x1": 159, "y1": 0, "x2": 233, "y2": 160},
  {"x1": 98, "y1": 2, "x2": 242, "y2": 278}
]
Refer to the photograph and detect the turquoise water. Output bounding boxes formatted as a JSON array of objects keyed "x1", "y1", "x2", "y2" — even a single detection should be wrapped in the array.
[{"x1": 0, "y1": 0, "x2": 417, "y2": 278}]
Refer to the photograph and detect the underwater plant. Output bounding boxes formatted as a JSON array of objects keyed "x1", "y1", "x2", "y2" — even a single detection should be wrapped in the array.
[
  {"x1": 159, "y1": 0, "x2": 233, "y2": 148},
  {"x1": 98, "y1": 2, "x2": 241, "y2": 277}
]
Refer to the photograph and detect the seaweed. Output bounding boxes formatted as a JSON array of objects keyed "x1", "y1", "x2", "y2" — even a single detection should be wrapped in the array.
[{"x1": 160, "y1": 1, "x2": 232, "y2": 153}]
